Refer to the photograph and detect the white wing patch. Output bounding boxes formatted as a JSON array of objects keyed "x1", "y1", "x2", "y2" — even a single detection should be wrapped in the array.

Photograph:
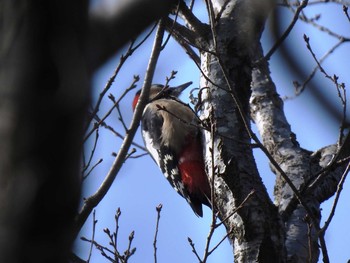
[{"x1": 142, "y1": 129, "x2": 161, "y2": 167}]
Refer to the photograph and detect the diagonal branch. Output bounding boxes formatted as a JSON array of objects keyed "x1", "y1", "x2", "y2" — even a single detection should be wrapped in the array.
[
  {"x1": 75, "y1": 19, "x2": 166, "y2": 236},
  {"x1": 177, "y1": 0, "x2": 210, "y2": 35},
  {"x1": 164, "y1": 17, "x2": 201, "y2": 64}
]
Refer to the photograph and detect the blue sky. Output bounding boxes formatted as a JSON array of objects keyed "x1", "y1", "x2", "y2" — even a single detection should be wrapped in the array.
[{"x1": 75, "y1": 1, "x2": 350, "y2": 262}]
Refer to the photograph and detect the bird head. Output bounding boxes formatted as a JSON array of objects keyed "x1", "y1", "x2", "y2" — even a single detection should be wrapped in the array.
[{"x1": 132, "y1": 81, "x2": 192, "y2": 111}]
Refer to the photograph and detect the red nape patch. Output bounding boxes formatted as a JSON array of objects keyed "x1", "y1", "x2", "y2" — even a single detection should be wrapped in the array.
[
  {"x1": 132, "y1": 94, "x2": 140, "y2": 111},
  {"x1": 178, "y1": 139, "x2": 210, "y2": 197}
]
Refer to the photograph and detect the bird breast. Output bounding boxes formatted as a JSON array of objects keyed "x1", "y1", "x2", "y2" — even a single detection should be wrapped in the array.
[{"x1": 148, "y1": 99, "x2": 198, "y2": 154}]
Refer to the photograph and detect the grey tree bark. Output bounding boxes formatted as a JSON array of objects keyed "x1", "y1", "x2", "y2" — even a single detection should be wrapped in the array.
[
  {"x1": 176, "y1": 0, "x2": 349, "y2": 262},
  {"x1": 199, "y1": 0, "x2": 285, "y2": 261}
]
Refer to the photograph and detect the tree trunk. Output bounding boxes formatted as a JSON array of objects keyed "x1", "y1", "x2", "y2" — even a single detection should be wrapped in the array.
[
  {"x1": 199, "y1": 0, "x2": 286, "y2": 262},
  {"x1": 197, "y1": 0, "x2": 349, "y2": 262}
]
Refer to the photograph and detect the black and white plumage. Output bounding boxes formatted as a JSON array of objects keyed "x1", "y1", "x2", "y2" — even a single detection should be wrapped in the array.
[{"x1": 132, "y1": 82, "x2": 211, "y2": 217}]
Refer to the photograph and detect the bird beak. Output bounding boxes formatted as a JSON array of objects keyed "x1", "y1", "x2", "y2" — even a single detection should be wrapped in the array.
[{"x1": 170, "y1": 81, "x2": 193, "y2": 97}]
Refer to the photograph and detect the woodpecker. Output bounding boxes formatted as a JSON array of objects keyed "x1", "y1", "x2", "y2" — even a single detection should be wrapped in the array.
[{"x1": 132, "y1": 82, "x2": 211, "y2": 217}]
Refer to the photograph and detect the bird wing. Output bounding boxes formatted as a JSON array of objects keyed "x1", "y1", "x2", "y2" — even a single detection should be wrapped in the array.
[{"x1": 141, "y1": 105, "x2": 203, "y2": 216}]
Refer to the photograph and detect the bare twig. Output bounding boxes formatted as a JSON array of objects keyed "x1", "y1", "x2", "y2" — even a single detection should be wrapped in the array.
[
  {"x1": 164, "y1": 70, "x2": 178, "y2": 88},
  {"x1": 128, "y1": 153, "x2": 149, "y2": 158},
  {"x1": 81, "y1": 237, "x2": 115, "y2": 262},
  {"x1": 187, "y1": 189, "x2": 255, "y2": 262},
  {"x1": 295, "y1": 39, "x2": 346, "y2": 95},
  {"x1": 306, "y1": 156, "x2": 350, "y2": 193},
  {"x1": 84, "y1": 77, "x2": 139, "y2": 142},
  {"x1": 81, "y1": 208, "x2": 136, "y2": 263},
  {"x1": 264, "y1": 0, "x2": 309, "y2": 61},
  {"x1": 216, "y1": 190, "x2": 256, "y2": 228},
  {"x1": 208, "y1": 229, "x2": 233, "y2": 255},
  {"x1": 153, "y1": 204, "x2": 163, "y2": 263},
  {"x1": 320, "y1": 161, "x2": 350, "y2": 234},
  {"x1": 187, "y1": 237, "x2": 203, "y2": 262},
  {"x1": 201, "y1": 118, "x2": 217, "y2": 263},
  {"x1": 161, "y1": 2, "x2": 180, "y2": 50},
  {"x1": 115, "y1": 103, "x2": 128, "y2": 132},
  {"x1": 114, "y1": 208, "x2": 122, "y2": 261},
  {"x1": 344, "y1": 5, "x2": 350, "y2": 22},
  {"x1": 93, "y1": 113, "x2": 148, "y2": 152},
  {"x1": 306, "y1": 216, "x2": 313, "y2": 263},
  {"x1": 337, "y1": 87, "x2": 347, "y2": 145},
  {"x1": 87, "y1": 210, "x2": 97, "y2": 263},
  {"x1": 86, "y1": 23, "x2": 158, "y2": 131},
  {"x1": 82, "y1": 128, "x2": 100, "y2": 174},
  {"x1": 303, "y1": 35, "x2": 348, "y2": 143},
  {"x1": 125, "y1": 231, "x2": 136, "y2": 261},
  {"x1": 83, "y1": 158, "x2": 103, "y2": 180},
  {"x1": 125, "y1": 148, "x2": 136, "y2": 160}
]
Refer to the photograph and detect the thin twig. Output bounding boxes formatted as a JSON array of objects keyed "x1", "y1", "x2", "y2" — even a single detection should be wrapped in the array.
[
  {"x1": 303, "y1": 35, "x2": 347, "y2": 144},
  {"x1": 81, "y1": 237, "x2": 115, "y2": 262},
  {"x1": 216, "y1": 190, "x2": 256, "y2": 228},
  {"x1": 115, "y1": 103, "x2": 129, "y2": 132},
  {"x1": 201, "y1": 117, "x2": 218, "y2": 263},
  {"x1": 344, "y1": 5, "x2": 350, "y2": 22},
  {"x1": 314, "y1": 159, "x2": 348, "y2": 261},
  {"x1": 208, "y1": 228, "x2": 234, "y2": 255},
  {"x1": 93, "y1": 113, "x2": 148, "y2": 152},
  {"x1": 306, "y1": 216, "x2": 313, "y2": 263},
  {"x1": 295, "y1": 39, "x2": 346, "y2": 95},
  {"x1": 86, "y1": 23, "x2": 158, "y2": 131},
  {"x1": 164, "y1": 70, "x2": 178, "y2": 88},
  {"x1": 87, "y1": 210, "x2": 97, "y2": 263},
  {"x1": 306, "y1": 156, "x2": 350, "y2": 192},
  {"x1": 125, "y1": 231, "x2": 136, "y2": 261},
  {"x1": 84, "y1": 78, "x2": 139, "y2": 142},
  {"x1": 114, "y1": 208, "x2": 121, "y2": 261},
  {"x1": 83, "y1": 159, "x2": 103, "y2": 180},
  {"x1": 320, "y1": 161, "x2": 350, "y2": 234},
  {"x1": 161, "y1": 2, "x2": 180, "y2": 50},
  {"x1": 264, "y1": 0, "x2": 309, "y2": 61},
  {"x1": 125, "y1": 148, "x2": 136, "y2": 160},
  {"x1": 153, "y1": 204, "x2": 163, "y2": 263},
  {"x1": 299, "y1": 11, "x2": 348, "y2": 40},
  {"x1": 187, "y1": 237, "x2": 203, "y2": 262},
  {"x1": 82, "y1": 128, "x2": 100, "y2": 173}
]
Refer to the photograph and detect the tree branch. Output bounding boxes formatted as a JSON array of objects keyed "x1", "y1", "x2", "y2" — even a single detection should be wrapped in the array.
[{"x1": 75, "y1": 19, "x2": 166, "y2": 236}]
